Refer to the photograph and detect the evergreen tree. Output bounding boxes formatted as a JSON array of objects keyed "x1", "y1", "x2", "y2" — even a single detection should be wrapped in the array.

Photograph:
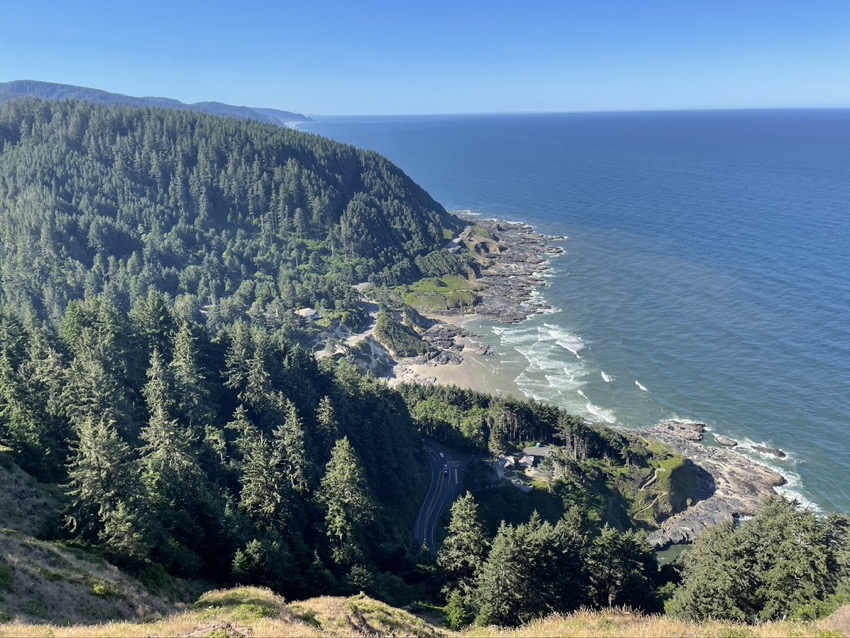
[
  {"x1": 586, "y1": 525, "x2": 657, "y2": 610},
  {"x1": 475, "y1": 513, "x2": 589, "y2": 627},
  {"x1": 229, "y1": 405, "x2": 290, "y2": 532},
  {"x1": 438, "y1": 491, "x2": 489, "y2": 594},
  {"x1": 64, "y1": 413, "x2": 147, "y2": 557},
  {"x1": 273, "y1": 399, "x2": 311, "y2": 493},
  {"x1": 318, "y1": 437, "x2": 376, "y2": 566},
  {"x1": 474, "y1": 522, "x2": 530, "y2": 627},
  {"x1": 169, "y1": 320, "x2": 216, "y2": 432},
  {"x1": 669, "y1": 497, "x2": 849, "y2": 622},
  {"x1": 139, "y1": 349, "x2": 203, "y2": 509},
  {"x1": 316, "y1": 395, "x2": 339, "y2": 450}
]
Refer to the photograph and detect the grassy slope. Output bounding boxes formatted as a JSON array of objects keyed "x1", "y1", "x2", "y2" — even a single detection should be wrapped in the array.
[
  {"x1": 0, "y1": 451, "x2": 202, "y2": 626},
  {"x1": 1, "y1": 587, "x2": 843, "y2": 637}
]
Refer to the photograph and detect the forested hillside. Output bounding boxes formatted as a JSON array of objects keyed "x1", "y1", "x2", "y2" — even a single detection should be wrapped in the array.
[
  {"x1": 0, "y1": 299, "x2": 427, "y2": 601},
  {"x1": 1, "y1": 98, "x2": 849, "y2": 631},
  {"x1": 0, "y1": 99, "x2": 462, "y2": 333}
]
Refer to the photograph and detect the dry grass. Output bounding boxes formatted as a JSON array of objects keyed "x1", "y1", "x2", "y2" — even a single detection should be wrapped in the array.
[
  {"x1": 465, "y1": 608, "x2": 845, "y2": 638},
  {"x1": 3, "y1": 591, "x2": 848, "y2": 638},
  {"x1": 0, "y1": 530, "x2": 188, "y2": 626},
  {"x1": 0, "y1": 454, "x2": 201, "y2": 627},
  {"x1": 291, "y1": 593, "x2": 443, "y2": 637},
  {"x1": 0, "y1": 588, "x2": 444, "y2": 637}
]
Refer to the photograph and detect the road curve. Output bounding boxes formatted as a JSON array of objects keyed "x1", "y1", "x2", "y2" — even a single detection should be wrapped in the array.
[{"x1": 413, "y1": 440, "x2": 469, "y2": 554}]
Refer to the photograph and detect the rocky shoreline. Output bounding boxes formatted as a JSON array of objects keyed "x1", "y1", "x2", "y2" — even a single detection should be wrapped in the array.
[
  {"x1": 645, "y1": 420, "x2": 786, "y2": 548},
  {"x1": 468, "y1": 219, "x2": 565, "y2": 323},
  {"x1": 387, "y1": 217, "x2": 789, "y2": 548}
]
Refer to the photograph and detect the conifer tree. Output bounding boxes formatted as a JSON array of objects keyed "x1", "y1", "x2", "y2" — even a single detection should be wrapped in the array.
[
  {"x1": 586, "y1": 525, "x2": 657, "y2": 610},
  {"x1": 170, "y1": 321, "x2": 215, "y2": 432},
  {"x1": 223, "y1": 321, "x2": 253, "y2": 399},
  {"x1": 318, "y1": 437, "x2": 376, "y2": 566},
  {"x1": 65, "y1": 413, "x2": 146, "y2": 556},
  {"x1": 669, "y1": 497, "x2": 849, "y2": 622},
  {"x1": 229, "y1": 405, "x2": 289, "y2": 532},
  {"x1": 438, "y1": 491, "x2": 489, "y2": 594},
  {"x1": 273, "y1": 399, "x2": 311, "y2": 493},
  {"x1": 139, "y1": 348, "x2": 202, "y2": 508},
  {"x1": 316, "y1": 395, "x2": 339, "y2": 448},
  {"x1": 474, "y1": 522, "x2": 528, "y2": 627},
  {"x1": 475, "y1": 513, "x2": 590, "y2": 627},
  {"x1": 129, "y1": 289, "x2": 176, "y2": 358},
  {"x1": 243, "y1": 327, "x2": 273, "y2": 412}
]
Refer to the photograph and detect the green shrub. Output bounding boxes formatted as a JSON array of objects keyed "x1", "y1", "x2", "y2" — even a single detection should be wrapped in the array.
[
  {"x1": 444, "y1": 589, "x2": 473, "y2": 630},
  {"x1": 374, "y1": 312, "x2": 429, "y2": 357}
]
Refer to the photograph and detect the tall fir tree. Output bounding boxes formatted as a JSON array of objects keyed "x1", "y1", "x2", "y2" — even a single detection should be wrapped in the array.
[
  {"x1": 64, "y1": 413, "x2": 147, "y2": 557},
  {"x1": 169, "y1": 320, "x2": 216, "y2": 432},
  {"x1": 273, "y1": 398, "x2": 311, "y2": 494},
  {"x1": 438, "y1": 491, "x2": 489, "y2": 594},
  {"x1": 228, "y1": 405, "x2": 290, "y2": 532},
  {"x1": 318, "y1": 436, "x2": 376, "y2": 566}
]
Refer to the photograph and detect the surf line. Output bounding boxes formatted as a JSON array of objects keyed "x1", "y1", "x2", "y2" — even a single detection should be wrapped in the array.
[{"x1": 635, "y1": 380, "x2": 648, "y2": 392}]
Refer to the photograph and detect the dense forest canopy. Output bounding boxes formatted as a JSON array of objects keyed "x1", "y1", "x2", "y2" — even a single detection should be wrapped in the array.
[
  {"x1": 1, "y1": 97, "x2": 849, "y2": 629},
  {"x1": 0, "y1": 99, "x2": 462, "y2": 333}
]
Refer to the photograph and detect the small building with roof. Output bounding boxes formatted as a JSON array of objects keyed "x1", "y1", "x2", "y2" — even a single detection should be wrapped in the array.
[{"x1": 295, "y1": 307, "x2": 318, "y2": 321}]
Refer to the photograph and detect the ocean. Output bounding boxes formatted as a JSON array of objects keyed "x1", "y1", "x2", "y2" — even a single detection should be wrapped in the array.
[{"x1": 301, "y1": 110, "x2": 850, "y2": 513}]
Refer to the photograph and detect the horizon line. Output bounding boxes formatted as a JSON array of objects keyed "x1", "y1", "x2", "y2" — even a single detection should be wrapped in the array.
[{"x1": 305, "y1": 106, "x2": 850, "y2": 118}]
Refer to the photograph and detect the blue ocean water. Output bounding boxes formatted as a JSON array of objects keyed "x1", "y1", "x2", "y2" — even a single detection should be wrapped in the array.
[{"x1": 303, "y1": 111, "x2": 850, "y2": 513}]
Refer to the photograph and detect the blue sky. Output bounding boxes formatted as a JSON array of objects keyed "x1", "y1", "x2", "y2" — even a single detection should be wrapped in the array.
[{"x1": 1, "y1": 0, "x2": 849, "y2": 115}]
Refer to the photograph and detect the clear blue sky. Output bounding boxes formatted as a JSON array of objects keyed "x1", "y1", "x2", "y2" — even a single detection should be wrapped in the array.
[{"x1": 2, "y1": 0, "x2": 849, "y2": 115}]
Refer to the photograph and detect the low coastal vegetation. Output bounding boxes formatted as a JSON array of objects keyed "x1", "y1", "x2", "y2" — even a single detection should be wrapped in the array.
[
  {"x1": 0, "y1": 98, "x2": 849, "y2": 633},
  {"x1": 401, "y1": 276, "x2": 481, "y2": 313},
  {"x1": 374, "y1": 311, "x2": 431, "y2": 357},
  {"x1": 0, "y1": 586, "x2": 845, "y2": 637}
]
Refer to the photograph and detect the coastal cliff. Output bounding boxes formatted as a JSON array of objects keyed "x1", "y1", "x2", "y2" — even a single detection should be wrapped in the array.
[{"x1": 368, "y1": 218, "x2": 789, "y2": 547}]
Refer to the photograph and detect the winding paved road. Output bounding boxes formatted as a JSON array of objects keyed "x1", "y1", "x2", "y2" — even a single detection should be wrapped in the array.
[{"x1": 413, "y1": 441, "x2": 470, "y2": 554}]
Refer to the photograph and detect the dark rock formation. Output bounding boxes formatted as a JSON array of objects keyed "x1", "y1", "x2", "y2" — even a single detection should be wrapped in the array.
[
  {"x1": 751, "y1": 445, "x2": 787, "y2": 459},
  {"x1": 714, "y1": 434, "x2": 738, "y2": 448},
  {"x1": 468, "y1": 220, "x2": 566, "y2": 323},
  {"x1": 647, "y1": 422, "x2": 786, "y2": 548}
]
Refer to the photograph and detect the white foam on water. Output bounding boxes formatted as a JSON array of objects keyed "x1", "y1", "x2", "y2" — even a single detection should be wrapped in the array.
[
  {"x1": 723, "y1": 434, "x2": 822, "y2": 513},
  {"x1": 635, "y1": 380, "x2": 649, "y2": 392},
  {"x1": 776, "y1": 476, "x2": 822, "y2": 512},
  {"x1": 585, "y1": 401, "x2": 617, "y2": 424},
  {"x1": 543, "y1": 323, "x2": 584, "y2": 358},
  {"x1": 601, "y1": 370, "x2": 613, "y2": 382}
]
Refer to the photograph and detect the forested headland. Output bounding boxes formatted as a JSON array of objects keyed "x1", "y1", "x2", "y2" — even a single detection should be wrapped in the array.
[
  {"x1": 0, "y1": 98, "x2": 464, "y2": 333},
  {"x1": 0, "y1": 99, "x2": 849, "y2": 632}
]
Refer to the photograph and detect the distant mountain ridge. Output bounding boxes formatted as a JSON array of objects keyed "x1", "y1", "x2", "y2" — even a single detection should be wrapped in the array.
[{"x1": 0, "y1": 79, "x2": 312, "y2": 126}]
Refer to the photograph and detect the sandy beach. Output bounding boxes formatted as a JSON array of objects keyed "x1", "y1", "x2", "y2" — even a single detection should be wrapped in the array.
[
  {"x1": 376, "y1": 218, "x2": 787, "y2": 548},
  {"x1": 384, "y1": 219, "x2": 563, "y2": 394},
  {"x1": 390, "y1": 317, "x2": 493, "y2": 394}
]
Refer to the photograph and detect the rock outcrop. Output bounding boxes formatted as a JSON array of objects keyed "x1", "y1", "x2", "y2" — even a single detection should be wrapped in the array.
[
  {"x1": 714, "y1": 434, "x2": 738, "y2": 448},
  {"x1": 468, "y1": 221, "x2": 565, "y2": 323},
  {"x1": 646, "y1": 423, "x2": 786, "y2": 548},
  {"x1": 751, "y1": 444, "x2": 787, "y2": 459}
]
